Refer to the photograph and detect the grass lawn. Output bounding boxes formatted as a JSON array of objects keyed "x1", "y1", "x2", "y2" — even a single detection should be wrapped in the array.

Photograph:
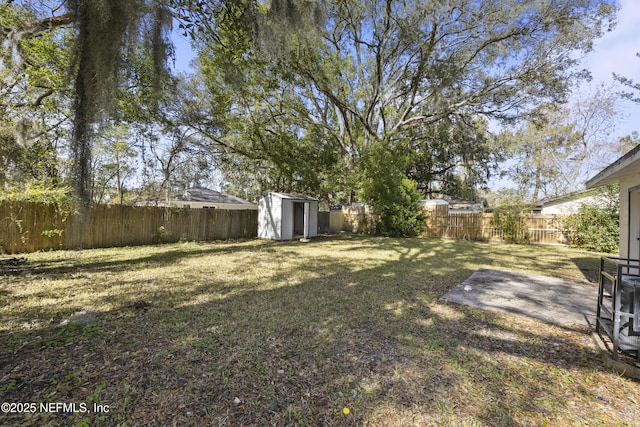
[{"x1": 1, "y1": 235, "x2": 639, "y2": 426}]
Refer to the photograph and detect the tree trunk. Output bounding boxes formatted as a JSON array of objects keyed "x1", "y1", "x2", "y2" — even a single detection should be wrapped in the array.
[{"x1": 67, "y1": 12, "x2": 92, "y2": 250}]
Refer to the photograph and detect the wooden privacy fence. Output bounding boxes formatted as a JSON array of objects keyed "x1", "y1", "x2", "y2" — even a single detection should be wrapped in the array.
[
  {"x1": 1, "y1": 201, "x2": 569, "y2": 254},
  {"x1": 0, "y1": 201, "x2": 258, "y2": 254},
  {"x1": 423, "y1": 211, "x2": 568, "y2": 244},
  {"x1": 340, "y1": 204, "x2": 569, "y2": 245}
]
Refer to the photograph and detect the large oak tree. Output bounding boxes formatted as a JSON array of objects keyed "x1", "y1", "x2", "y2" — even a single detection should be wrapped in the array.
[{"x1": 192, "y1": 0, "x2": 618, "y2": 206}]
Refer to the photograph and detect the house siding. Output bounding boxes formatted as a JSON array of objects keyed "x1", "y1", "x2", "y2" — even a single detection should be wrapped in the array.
[
  {"x1": 586, "y1": 144, "x2": 640, "y2": 260},
  {"x1": 541, "y1": 195, "x2": 604, "y2": 214},
  {"x1": 169, "y1": 201, "x2": 257, "y2": 210}
]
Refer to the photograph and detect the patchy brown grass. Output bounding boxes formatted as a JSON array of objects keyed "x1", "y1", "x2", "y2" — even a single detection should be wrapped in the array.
[{"x1": 0, "y1": 235, "x2": 638, "y2": 426}]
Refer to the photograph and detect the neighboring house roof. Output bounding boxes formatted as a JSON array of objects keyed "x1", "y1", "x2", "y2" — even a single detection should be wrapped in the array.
[
  {"x1": 536, "y1": 189, "x2": 610, "y2": 214},
  {"x1": 174, "y1": 187, "x2": 254, "y2": 205},
  {"x1": 586, "y1": 144, "x2": 640, "y2": 188},
  {"x1": 536, "y1": 189, "x2": 599, "y2": 207},
  {"x1": 448, "y1": 200, "x2": 483, "y2": 212},
  {"x1": 420, "y1": 199, "x2": 449, "y2": 205}
]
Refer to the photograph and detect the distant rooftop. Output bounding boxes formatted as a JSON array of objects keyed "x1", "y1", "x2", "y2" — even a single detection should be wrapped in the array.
[
  {"x1": 173, "y1": 187, "x2": 254, "y2": 205},
  {"x1": 535, "y1": 188, "x2": 599, "y2": 206}
]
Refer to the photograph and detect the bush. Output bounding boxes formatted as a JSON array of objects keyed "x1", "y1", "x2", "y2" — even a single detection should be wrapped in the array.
[
  {"x1": 491, "y1": 207, "x2": 529, "y2": 244},
  {"x1": 0, "y1": 179, "x2": 72, "y2": 212},
  {"x1": 374, "y1": 178, "x2": 426, "y2": 237},
  {"x1": 563, "y1": 205, "x2": 618, "y2": 253},
  {"x1": 0, "y1": 180, "x2": 72, "y2": 246},
  {"x1": 359, "y1": 143, "x2": 425, "y2": 237}
]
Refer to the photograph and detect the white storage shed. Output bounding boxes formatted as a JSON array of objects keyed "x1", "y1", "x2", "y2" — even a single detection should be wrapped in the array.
[{"x1": 258, "y1": 192, "x2": 318, "y2": 240}]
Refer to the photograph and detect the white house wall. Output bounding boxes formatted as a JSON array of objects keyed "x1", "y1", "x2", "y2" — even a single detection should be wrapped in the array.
[
  {"x1": 258, "y1": 194, "x2": 282, "y2": 240},
  {"x1": 541, "y1": 195, "x2": 605, "y2": 214},
  {"x1": 585, "y1": 144, "x2": 640, "y2": 260}
]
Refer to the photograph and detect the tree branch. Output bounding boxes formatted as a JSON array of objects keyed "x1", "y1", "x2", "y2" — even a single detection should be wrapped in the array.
[{"x1": 1, "y1": 12, "x2": 74, "y2": 40}]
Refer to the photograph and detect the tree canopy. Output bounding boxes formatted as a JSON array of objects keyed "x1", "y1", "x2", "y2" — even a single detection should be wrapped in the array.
[
  {"x1": 187, "y1": 0, "x2": 618, "y2": 207},
  {"x1": 0, "y1": 0, "x2": 625, "y2": 234},
  {"x1": 498, "y1": 84, "x2": 633, "y2": 201}
]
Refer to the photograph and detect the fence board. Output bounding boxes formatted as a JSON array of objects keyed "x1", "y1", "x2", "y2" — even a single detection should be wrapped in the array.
[
  {"x1": 1, "y1": 200, "x2": 571, "y2": 254},
  {"x1": 338, "y1": 206, "x2": 569, "y2": 245},
  {"x1": 423, "y1": 209, "x2": 567, "y2": 244},
  {"x1": 0, "y1": 201, "x2": 258, "y2": 254}
]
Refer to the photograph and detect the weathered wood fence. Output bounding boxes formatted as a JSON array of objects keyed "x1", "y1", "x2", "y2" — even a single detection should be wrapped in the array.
[
  {"x1": 1, "y1": 201, "x2": 570, "y2": 254},
  {"x1": 338, "y1": 204, "x2": 569, "y2": 245},
  {"x1": 423, "y1": 211, "x2": 567, "y2": 244},
  {"x1": 0, "y1": 201, "x2": 257, "y2": 254}
]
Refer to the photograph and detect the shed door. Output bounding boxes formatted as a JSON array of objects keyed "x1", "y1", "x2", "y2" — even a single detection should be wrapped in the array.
[{"x1": 293, "y1": 202, "x2": 305, "y2": 236}]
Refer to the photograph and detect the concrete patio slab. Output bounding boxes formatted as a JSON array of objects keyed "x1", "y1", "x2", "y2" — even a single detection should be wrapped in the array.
[
  {"x1": 440, "y1": 269, "x2": 598, "y2": 329},
  {"x1": 442, "y1": 269, "x2": 640, "y2": 378}
]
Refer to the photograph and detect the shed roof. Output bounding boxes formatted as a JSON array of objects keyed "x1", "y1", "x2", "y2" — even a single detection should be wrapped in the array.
[
  {"x1": 174, "y1": 187, "x2": 254, "y2": 205},
  {"x1": 586, "y1": 144, "x2": 640, "y2": 188},
  {"x1": 267, "y1": 192, "x2": 318, "y2": 202}
]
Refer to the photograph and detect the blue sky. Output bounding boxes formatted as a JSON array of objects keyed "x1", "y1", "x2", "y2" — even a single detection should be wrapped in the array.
[
  {"x1": 579, "y1": 0, "x2": 640, "y2": 140},
  {"x1": 171, "y1": 30, "x2": 197, "y2": 72},
  {"x1": 486, "y1": 0, "x2": 640, "y2": 192}
]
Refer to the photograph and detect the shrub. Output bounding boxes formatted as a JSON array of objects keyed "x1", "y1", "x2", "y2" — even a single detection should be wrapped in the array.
[
  {"x1": 491, "y1": 207, "x2": 529, "y2": 244},
  {"x1": 0, "y1": 179, "x2": 72, "y2": 212},
  {"x1": 359, "y1": 142, "x2": 425, "y2": 237},
  {"x1": 563, "y1": 205, "x2": 618, "y2": 253},
  {"x1": 0, "y1": 180, "x2": 72, "y2": 247},
  {"x1": 374, "y1": 178, "x2": 426, "y2": 237},
  {"x1": 153, "y1": 225, "x2": 169, "y2": 243}
]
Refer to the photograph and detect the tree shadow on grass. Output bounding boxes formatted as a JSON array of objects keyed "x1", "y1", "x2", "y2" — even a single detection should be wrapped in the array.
[
  {"x1": 1, "y1": 235, "x2": 636, "y2": 426},
  {"x1": 0, "y1": 238, "x2": 307, "y2": 278},
  {"x1": 570, "y1": 256, "x2": 602, "y2": 283}
]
